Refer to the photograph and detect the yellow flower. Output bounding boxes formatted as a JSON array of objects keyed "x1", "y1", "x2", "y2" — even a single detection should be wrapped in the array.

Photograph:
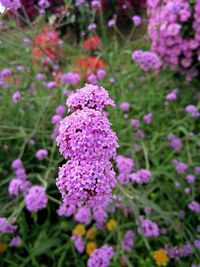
[
  {"x1": 106, "y1": 219, "x2": 118, "y2": 231},
  {"x1": 72, "y1": 224, "x2": 86, "y2": 237},
  {"x1": 86, "y1": 242, "x2": 97, "y2": 256},
  {"x1": 0, "y1": 243, "x2": 7, "y2": 253},
  {"x1": 152, "y1": 249, "x2": 169, "y2": 266},
  {"x1": 86, "y1": 228, "x2": 96, "y2": 240}
]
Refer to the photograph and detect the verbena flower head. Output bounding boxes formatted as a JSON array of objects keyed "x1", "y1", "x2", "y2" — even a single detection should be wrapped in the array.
[
  {"x1": 71, "y1": 235, "x2": 85, "y2": 253},
  {"x1": 57, "y1": 84, "x2": 117, "y2": 218},
  {"x1": 132, "y1": 15, "x2": 142, "y2": 26},
  {"x1": 61, "y1": 72, "x2": 81, "y2": 86},
  {"x1": 38, "y1": 0, "x2": 50, "y2": 9},
  {"x1": 147, "y1": 0, "x2": 200, "y2": 79},
  {"x1": 166, "y1": 89, "x2": 178, "y2": 101},
  {"x1": 87, "y1": 73, "x2": 98, "y2": 85},
  {"x1": 132, "y1": 50, "x2": 162, "y2": 72},
  {"x1": 8, "y1": 178, "x2": 30, "y2": 196},
  {"x1": 172, "y1": 160, "x2": 188, "y2": 174},
  {"x1": 143, "y1": 113, "x2": 153, "y2": 124},
  {"x1": 96, "y1": 69, "x2": 106, "y2": 80},
  {"x1": 195, "y1": 166, "x2": 200, "y2": 174},
  {"x1": 51, "y1": 114, "x2": 62, "y2": 124},
  {"x1": 131, "y1": 118, "x2": 140, "y2": 128},
  {"x1": 186, "y1": 105, "x2": 199, "y2": 117},
  {"x1": 15, "y1": 168, "x2": 26, "y2": 179},
  {"x1": 168, "y1": 135, "x2": 183, "y2": 151},
  {"x1": 66, "y1": 84, "x2": 115, "y2": 112},
  {"x1": 130, "y1": 169, "x2": 152, "y2": 184},
  {"x1": 10, "y1": 236, "x2": 21, "y2": 247},
  {"x1": 75, "y1": 207, "x2": 91, "y2": 225},
  {"x1": 138, "y1": 216, "x2": 159, "y2": 237},
  {"x1": 188, "y1": 201, "x2": 200, "y2": 213},
  {"x1": 57, "y1": 203, "x2": 76, "y2": 217},
  {"x1": 11, "y1": 159, "x2": 23, "y2": 169},
  {"x1": 57, "y1": 108, "x2": 118, "y2": 160},
  {"x1": 186, "y1": 174, "x2": 196, "y2": 184},
  {"x1": 122, "y1": 230, "x2": 134, "y2": 251},
  {"x1": 1, "y1": 0, "x2": 21, "y2": 9},
  {"x1": 35, "y1": 149, "x2": 48, "y2": 160},
  {"x1": 24, "y1": 186, "x2": 48, "y2": 212},
  {"x1": 108, "y1": 18, "x2": 116, "y2": 27},
  {"x1": 12, "y1": 91, "x2": 21, "y2": 103},
  {"x1": 88, "y1": 23, "x2": 97, "y2": 31},
  {"x1": 120, "y1": 102, "x2": 130, "y2": 112},
  {"x1": 165, "y1": 242, "x2": 192, "y2": 260},
  {"x1": 0, "y1": 218, "x2": 17, "y2": 234},
  {"x1": 87, "y1": 244, "x2": 115, "y2": 267},
  {"x1": 56, "y1": 160, "x2": 116, "y2": 208},
  {"x1": 56, "y1": 105, "x2": 66, "y2": 116},
  {"x1": 194, "y1": 240, "x2": 200, "y2": 249},
  {"x1": 116, "y1": 155, "x2": 135, "y2": 184},
  {"x1": 93, "y1": 205, "x2": 108, "y2": 228},
  {"x1": 0, "y1": 68, "x2": 12, "y2": 79}
]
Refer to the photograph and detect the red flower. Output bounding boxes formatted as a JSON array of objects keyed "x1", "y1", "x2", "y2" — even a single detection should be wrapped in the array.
[
  {"x1": 32, "y1": 27, "x2": 60, "y2": 66},
  {"x1": 82, "y1": 35, "x2": 102, "y2": 51},
  {"x1": 75, "y1": 56, "x2": 107, "y2": 76}
]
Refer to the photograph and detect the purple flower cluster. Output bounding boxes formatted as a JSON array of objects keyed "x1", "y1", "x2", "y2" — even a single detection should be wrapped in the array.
[
  {"x1": 57, "y1": 108, "x2": 117, "y2": 161},
  {"x1": 56, "y1": 84, "x2": 118, "y2": 214},
  {"x1": 0, "y1": 68, "x2": 12, "y2": 89},
  {"x1": 122, "y1": 230, "x2": 134, "y2": 251},
  {"x1": 120, "y1": 102, "x2": 130, "y2": 112},
  {"x1": 116, "y1": 155, "x2": 135, "y2": 184},
  {"x1": 0, "y1": 68, "x2": 12, "y2": 80},
  {"x1": 93, "y1": 205, "x2": 108, "y2": 228},
  {"x1": 38, "y1": 0, "x2": 50, "y2": 9},
  {"x1": 132, "y1": 15, "x2": 142, "y2": 26},
  {"x1": 186, "y1": 105, "x2": 199, "y2": 117},
  {"x1": 51, "y1": 104, "x2": 66, "y2": 139},
  {"x1": 138, "y1": 216, "x2": 159, "y2": 237},
  {"x1": 66, "y1": 84, "x2": 115, "y2": 112},
  {"x1": 172, "y1": 160, "x2": 188, "y2": 174},
  {"x1": 12, "y1": 91, "x2": 21, "y2": 103},
  {"x1": 10, "y1": 236, "x2": 21, "y2": 247},
  {"x1": 8, "y1": 159, "x2": 30, "y2": 196},
  {"x1": 130, "y1": 169, "x2": 152, "y2": 184},
  {"x1": 61, "y1": 72, "x2": 81, "y2": 86},
  {"x1": 147, "y1": 0, "x2": 200, "y2": 80},
  {"x1": 1, "y1": 0, "x2": 21, "y2": 9},
  {"x1": 75, "y1": 207, "x2": 91, "y2": 225},
  {"x1": 24, "y1": 185, "x2": 48, "y2": 212},
  {"x1": 194, "y1": 240, "x2": 200, "y2": 249},
  {"x1": 56, "y1": 160, "x2": 115, "y2": 208},
  {"x1": 71, "y1": 235, "x2": 85, "y2": 253},
  {"x1": 57, "y1": 203, "x2": 76, "y2": 217},
  {"x1": 188, "y1": 201, "x2": 200, "y2": 213},
  {"x1": 132, "y1": 50, "x2": 162, "y2": 72},
  {"x1": 166, "y1": 89, "x2": 178, "y2": 101},
  {"x1": 87, "y1": 245, "x2": 115, "y2": 267},
  {"x1": 35, "y1": 149, "x2": 48, "y2": 160},
  {"x1": 87, "y1": 69, "x2": 107, "y2": 85},
  {"x1": 165, "y1": 243, "x2": 192, "y2": 260},
  {"x1": 0, "y1": 217, "x2": 17, "y2": 234},
  {"x1": 143, "y1": 113, "x2": 153, "y2": 124},
  {"x1": 8, "y1": 159, "x2": 48, "y2": 213},
  {"x1": 168, "y1": 134, "x2": 183, "y2": 151}
]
